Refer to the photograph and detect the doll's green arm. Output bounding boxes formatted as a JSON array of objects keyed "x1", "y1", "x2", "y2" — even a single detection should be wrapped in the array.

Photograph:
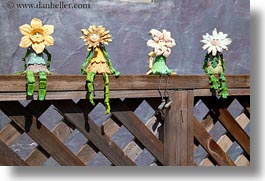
[
  {"x1": 101, "y1": 44, "x2": 120, "y2": 76},
  {"x1": 220, "y1": 54, "x2": 226, "y2": 72},
  {"x1": 22, "y1": 48, "x2": 31, "y2": 70},
  {"x1": 43, "y1": 48, "x2": 51, "y2": 70},
  {"x1": 203, "y1": 53, "x2": 209, "y2": 73},
  {"x1": 81, "y1": 48, "x2": 94, "y2": 75}
]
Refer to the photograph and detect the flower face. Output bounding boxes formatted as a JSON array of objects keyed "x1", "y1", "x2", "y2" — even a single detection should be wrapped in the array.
[
  {"x1": 147, "y1": 29, "x2": 176, "y2": 57},
  {"x1": 19, "y1": 18, "x2": 54, "y2": 54},
  {"x1": 201, "y1": 28, "x2": 232, "y2": 56},
  {"x1": 80, "y1": 25, "x2": 112, "y2": 52}
]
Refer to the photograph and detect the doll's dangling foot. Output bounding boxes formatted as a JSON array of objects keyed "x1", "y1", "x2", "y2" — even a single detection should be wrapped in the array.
[
  {"x1": 26, "y1": 70, "x2": 35, "y2": 96},
  {"x1": 164, "y1": 97, "x2": 173, "y2": 108},
  {"x1": 158, "y1": 98, "x2": 166, "y2": 110}
]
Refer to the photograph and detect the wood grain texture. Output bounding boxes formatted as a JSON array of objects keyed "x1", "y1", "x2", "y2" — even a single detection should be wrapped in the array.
[
  {"x1": 0, "y1": 75, "x2": 250, "y2": 92},
  {"x1": 0, "y1": 139, "x2": 28, "y2": 166},
  {"x1": 193, "y1": 117, "x2": 235, "y2": 166},
  {"x1": 164, "y1": 90, "x2": 194, "y2": 166}
]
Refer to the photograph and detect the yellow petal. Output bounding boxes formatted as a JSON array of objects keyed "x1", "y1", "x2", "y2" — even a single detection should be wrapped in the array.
[
  {"x1": 19, "y1": 24, "x2": 32, "y2": 36},
  {"x1": 31, "y1": 18, "x2": 43, "y2": 30},
  {"x1": 87, "y1": 46, "x2": 91, "y2": 52},
  {"x1": 81, "y1": 29, "x2": 89, "y2": 35},
  {"x1": 43, "y1": 25, "x2": 54, "y2": 36},
  {"x1": 19, "y1": 36, "x2": 32, "y2": 48},
  {"x1": 32, "y1": 42, "x2": 45, "y2": 54},
  {"x1": 44, "y1": 36, "x2": 54, "y2": 46}
]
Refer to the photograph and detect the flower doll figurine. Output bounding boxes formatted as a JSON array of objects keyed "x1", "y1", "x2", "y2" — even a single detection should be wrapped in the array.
[
  {"x1": 80, "y1": 25, "x2": 120, "y2": 114},
  {"x1": 146, "y1": 29, "x2": 176, "y2": 109},
  {"x1": 146, "y1": 29, "x2": 176, "y2": 75},
  {"x1": 19, "y1": 18, "x2": 54, "y2": 100},
  {"x1": 201, "y1": 28, "x2": 232, "y2": 98}
]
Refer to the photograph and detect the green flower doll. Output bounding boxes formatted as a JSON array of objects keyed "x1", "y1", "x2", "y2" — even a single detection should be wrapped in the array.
[
  {"x1": 19, "y1": 18, "x2": 54, "y2": 100},
  {"x1": 201, "y1": 28, "x2": 232, "y2": 98},
  {"x1": 146, "y1": 29, "x2": 176, "y2": 75},
  {"x1": 146, "y1": 29, "x2": 176, "y2": 109},
  {"x1": 80, "y1": 25, "x2": 120, "y2": 114}
]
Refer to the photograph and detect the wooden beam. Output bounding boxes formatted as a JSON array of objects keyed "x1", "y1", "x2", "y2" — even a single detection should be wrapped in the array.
[
  {"x1": 0, "y1": 75, "x2": 250, "y2": 93},
  {"x1": 164, "y1": 90, "x2": 194, "y2": 166}
]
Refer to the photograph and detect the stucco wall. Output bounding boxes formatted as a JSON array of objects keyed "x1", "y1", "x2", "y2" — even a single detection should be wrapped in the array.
[{"x1": 0, "y1": 0, "x2": 249, "y2": 75}]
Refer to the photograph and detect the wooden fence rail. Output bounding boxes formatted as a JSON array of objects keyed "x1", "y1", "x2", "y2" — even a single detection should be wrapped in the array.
[{"x1": 0, "y1": 75, "x2": 250, "y2": 166}]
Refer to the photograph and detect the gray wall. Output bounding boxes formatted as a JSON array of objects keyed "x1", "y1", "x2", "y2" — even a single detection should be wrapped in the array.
[{"x1": 0, "y1": 0, "x2": 249, "y2": 75}]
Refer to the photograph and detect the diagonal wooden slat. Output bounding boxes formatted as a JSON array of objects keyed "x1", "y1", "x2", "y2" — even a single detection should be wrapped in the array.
[
  {"x1": 214, "y1": 109, "x2": 250, "y2": 156},
  {"x1": 203, "y1": 97, "x2": 250, "y2": 156},
  {"x1": 0, "y1": 121, "x2": 24, "y2": 146},
  {"x1": 0, "y1": 101, "x2": 85, "y2": 166},
  {"x1": 25, "y1": 119, "x2": 73, "y2": 166},
  {"x1": 0, "y1": 139, "x2": 28, "y2": 166},
  {"x1": 52, "y1": 100, "x2": 136, "y2": 166},
  {"x1": 193, "y1": 117, "x2": 235, "y2": 166},
  {"x1": 110, "y1": 99, "x2": 164, "y2": 164}
]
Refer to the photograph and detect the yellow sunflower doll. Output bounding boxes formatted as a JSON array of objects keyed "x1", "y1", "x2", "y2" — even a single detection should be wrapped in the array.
[
  {"x1": 80, "y1": 25, "x2": 120, "y2": 114},
  {"x1": 19, "y1": 18, "x2": 54, "y2": 100}
]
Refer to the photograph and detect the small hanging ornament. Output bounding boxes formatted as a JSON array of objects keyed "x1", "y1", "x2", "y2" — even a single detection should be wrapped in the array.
[
  {"x1": 146, "y1": 29, "x2": 176, "y2": 110},
  {"x1": 18, "y1": 18, "x2": 54, "y2": 100},
  {"x1": 201, "y1": 28, "x2": 232, "y2": 98},
  {"x1": 80, "y1": 25, "x2": 120, "y2": 114}
]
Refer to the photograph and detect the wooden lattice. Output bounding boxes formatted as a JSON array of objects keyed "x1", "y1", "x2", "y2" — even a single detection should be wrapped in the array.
[
  {"x1": 0, "y1": 75, "x2": 250, "y2": 166},
  {"x1": 193, "y1": 96, "x2": 250, "y2": 166}
]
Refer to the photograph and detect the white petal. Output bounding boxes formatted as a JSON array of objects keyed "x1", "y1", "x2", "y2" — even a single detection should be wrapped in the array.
[
  {"x1": 147, "y1": 39, "x2": 158, "y2": 48},
  {"x1": 219, "y1": 32, "x2": 228, "y2": 39},
  {"x1": 216, "y1": 46, "x2": 222, "y2": 52},
  {"x1": 222, "y1": 38, "x2": 232, "y2": 45},
  {"x1": 207, "y1": 46, "x2": 213, "y2": 54},
  {"x1": 166, "y1": 39, "x2": 176, "y2": 48},
  {"x1": 162, "y1": 30, "x2": 172, "y2": 41},
  {"x1": 202, "y1": 44, "x2": 211, "y2": 50},
  {"x1": 220, "y1": 44, "x2": 228, "y2": 50},
  {"x1": 212, "y1": 28, "x2": 218, "y2": 38},
  {"x1": 200, "y1": 39, "x2": 209, "y2": 44},
  {"x1": 212, "y1": 47, "x2": 217, "y2": 56}
]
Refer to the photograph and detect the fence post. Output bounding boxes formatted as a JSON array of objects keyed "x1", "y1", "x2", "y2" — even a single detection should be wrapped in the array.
[{"x1": 164, "y1": 90, "x2": 194, "y2": 166}]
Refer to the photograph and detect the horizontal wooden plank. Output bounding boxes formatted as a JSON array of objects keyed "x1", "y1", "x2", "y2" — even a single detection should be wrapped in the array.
[
  {"x1": 193, "y1": 89, "x2": 250, "y2": 96},
  {"x1": 0, "y1": 75, "x2": 250, "y2": 93}
]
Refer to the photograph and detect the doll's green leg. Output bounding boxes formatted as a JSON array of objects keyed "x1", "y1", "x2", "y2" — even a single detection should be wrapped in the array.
[
  {"x1": 26, "y1": 70, "x2": 35, "y2": 96},
  {"x1": 38, "y1": 71, "x2": 47, "y2": 101},
  {"x1": 219, "y1": 72, "x2": 229, "y2": 98},
  {"x1": 86, "y1": 72, "x2": 96, "y2": 106},
  {"x1": 103, "y1": 73, "x2": 110, "y2": 114}
]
